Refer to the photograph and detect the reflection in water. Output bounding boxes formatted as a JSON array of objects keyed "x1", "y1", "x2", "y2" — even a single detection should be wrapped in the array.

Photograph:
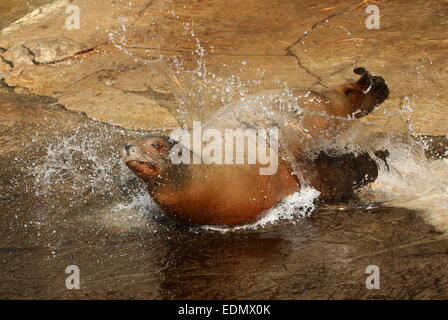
[{"x1": 155, "y1": 232, "x2": 291, "y2": 299}]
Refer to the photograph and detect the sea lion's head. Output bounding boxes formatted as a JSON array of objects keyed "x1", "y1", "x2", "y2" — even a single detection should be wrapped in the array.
[
  {"x1": 337, "y1": 67, "x2": 390, "y2": 118},
  {"x1": 122, "y1": 135, "x2": 186, "y2": 188}
]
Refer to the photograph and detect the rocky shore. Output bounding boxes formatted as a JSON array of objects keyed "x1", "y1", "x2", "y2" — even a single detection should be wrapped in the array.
[{"x1": 0, "y1": 0, "x2": 446, "y2": 134}]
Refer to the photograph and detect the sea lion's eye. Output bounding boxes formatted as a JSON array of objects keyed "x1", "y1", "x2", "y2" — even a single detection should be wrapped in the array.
[
  {"x1": 151, "y1": 142, "x2": 166, "y2": 151},
  {"x1": 344, "y1": 88, "x2": 355, "y2": 96}
]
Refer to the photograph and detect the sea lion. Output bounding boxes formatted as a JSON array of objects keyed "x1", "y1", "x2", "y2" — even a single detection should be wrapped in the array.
[{"x1": 123, "y1": 68, "x2": 389, "y2": 226}]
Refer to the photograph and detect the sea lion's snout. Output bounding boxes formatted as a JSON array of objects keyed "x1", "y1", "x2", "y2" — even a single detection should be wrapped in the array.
[
  {"x1": 121, "y1": 143, "x2": 141, "y2": 163},
  {"x1": 123, "y1": 144, "x2": 133, "y2": 155},
  {"x1": 122, "y1": 135, "x2": 177, "y2": 181},
  {"x1": 122, "y1": 144, "x2": 140, "y2": 161}
]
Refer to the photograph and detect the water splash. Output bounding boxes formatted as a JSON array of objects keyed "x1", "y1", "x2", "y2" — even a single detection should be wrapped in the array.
[
  {"x1": 202, "y1": 187, "x2": 320, "y2": 233},
  {"x1": 112, "y1": 188, "x2": 158, "y2": 217},
  {"x1": 26, "y1": 127, "x2": 132, "y2": 199},
  {"x1": 363, "y1": 146, "x2": 448, "y2": 233}
]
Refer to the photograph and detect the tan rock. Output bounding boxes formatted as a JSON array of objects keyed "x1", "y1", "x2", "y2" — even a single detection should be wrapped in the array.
[
  {"x1": 0, "y1": 0, "x2": 446, "y2": 134},
  {"x1": 0, "y1": 56, "x2": 12, "y2": 80},
  {"x1": 56, "y1": 89, "x2": 179, "y2": 130},
  {"x1": 5, "y1": 38, "x2": 83, "y2": 65}
]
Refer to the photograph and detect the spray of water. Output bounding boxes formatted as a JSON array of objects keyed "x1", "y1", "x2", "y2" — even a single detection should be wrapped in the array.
[
  {"x1": 203, "y1": 187, "x2": 320, "y2": 233},
  {"x1": 24, "y1": 7, "x2": 448, "y2": 233}
]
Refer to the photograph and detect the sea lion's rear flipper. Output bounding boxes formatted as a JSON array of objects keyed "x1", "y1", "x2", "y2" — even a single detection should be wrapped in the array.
[
  {"x1": 337, "y1": 67, "x2": 389, "y2": 118},
  {"x1": 312, "y1": 151, "x2": 380, "y2": 201}
]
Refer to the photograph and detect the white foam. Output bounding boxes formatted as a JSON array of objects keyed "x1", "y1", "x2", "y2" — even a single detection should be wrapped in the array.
[
  {"x1": 113, "y1": 189, "x2": 158, "y2": 217},
  {"x1": 202, "y1": 186, "x2": 320, "y2": 233},
  {"x1": 361, "y1": 145, "x2": 448, "y2": 233}
]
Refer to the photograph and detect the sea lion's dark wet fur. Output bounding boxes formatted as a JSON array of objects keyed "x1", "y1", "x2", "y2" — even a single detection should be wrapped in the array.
[
  {"x1": 311, "y1": 151, "x2": 379, "y2": 200},
  {"x1": 348, "y1": 67, "x2": 390, "y2": 117},
  {"x1": 124, "y1": 68, "x2": 390, "y2": 226}
]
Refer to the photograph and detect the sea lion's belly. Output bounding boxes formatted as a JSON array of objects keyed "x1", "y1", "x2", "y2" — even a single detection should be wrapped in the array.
[{"x1": 153, "y1": 162, "x2": 299, "y2": 226}]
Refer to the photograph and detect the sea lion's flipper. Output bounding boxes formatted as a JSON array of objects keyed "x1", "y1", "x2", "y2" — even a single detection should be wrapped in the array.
[
  {"x1": 353, "y1": 67, "x2": 389, "y2": 100},
  {"x1": 336, "y1": 67, "x2": 389, "y2": 118},
  {"x1": 312, "y1": 151, "x2": 380, "y2": 201}
]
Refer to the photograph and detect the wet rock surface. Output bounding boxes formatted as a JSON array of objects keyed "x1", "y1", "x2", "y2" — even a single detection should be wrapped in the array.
[
  {"x1": 3, "y1": 38, "x2": 83, "y2": 66},
  {"x1": 0, "y1": 0, "x2": 53, "y2": 31},
  {"x1": 0, "y1": 0, "x2": 446, "y2": 134},
  {"x1": 57, "y1": 89, "x2": 178, "y2": 130}
]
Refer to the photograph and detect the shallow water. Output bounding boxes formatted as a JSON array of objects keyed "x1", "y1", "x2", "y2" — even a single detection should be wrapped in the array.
[{"x1": 1, "y1": 91, "x2": 448, "y2": 299}]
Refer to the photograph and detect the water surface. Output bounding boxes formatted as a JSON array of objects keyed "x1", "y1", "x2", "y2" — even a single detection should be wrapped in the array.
[{"x1": 1, "y1": 91, "x2": 447, "y2": 299}]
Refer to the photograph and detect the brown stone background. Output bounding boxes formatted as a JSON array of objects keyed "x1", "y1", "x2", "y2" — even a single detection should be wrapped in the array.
[{"x1": 0, "y1": 0, "x2": 447, "y2": 133}]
